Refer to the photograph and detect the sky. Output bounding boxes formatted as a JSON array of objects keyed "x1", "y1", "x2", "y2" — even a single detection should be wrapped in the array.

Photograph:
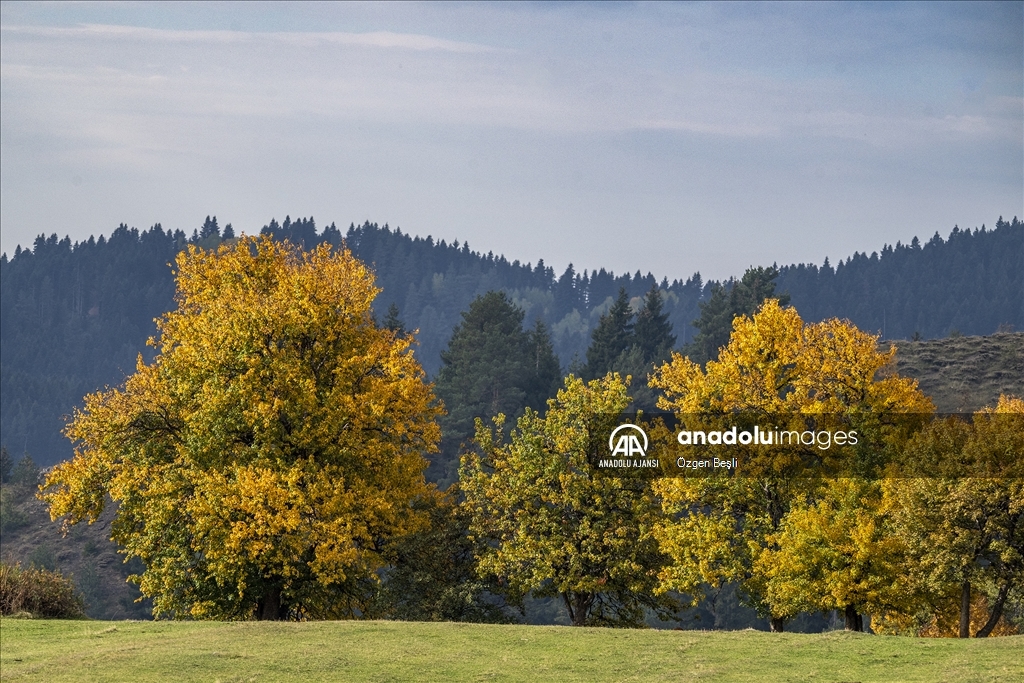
[{"x1": 1, "y1": 1, "x2": 1021, "y2": 281}]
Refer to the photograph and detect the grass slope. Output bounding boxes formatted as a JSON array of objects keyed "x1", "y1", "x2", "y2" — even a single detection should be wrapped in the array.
[
  {"x1": 1, "y1": 619, "x2": 1022, "y2": 683},
  {"x1": 890, "y1": 332, "x2": 1024, "y2": 412}
]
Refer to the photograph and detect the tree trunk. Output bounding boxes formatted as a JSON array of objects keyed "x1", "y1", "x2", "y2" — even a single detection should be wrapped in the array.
[
  {"x1": 769, "y1": 616, "x2": 785, "y2": 633},
  {"x1": 257, "y1": 587, "x2": 285, "y2": 621},
  {"x1": 959, "y1": 580, "x2": 971, "y2": 638},
  {"x1": 563, "y1": 592, "x2": 594, "y2": 627},
  {"x1": 975, "y1": 582, "x2": 1010, "y2": 638},
  {"x1": 844, "y1": 605, "x2": 862, "y2": 631}
]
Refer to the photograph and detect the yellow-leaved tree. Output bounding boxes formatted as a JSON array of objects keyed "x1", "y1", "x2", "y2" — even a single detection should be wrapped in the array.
[
  {"x1": 883, "y1": 395, "x2": 1024, "y2": 637},
  {"x1": 755, "y1": 477, "x2": 912, "y2": 631},
  {"x1": 650, "y1": 299, "x2": 932, "y2": 631},
  {"x1": 459, "y1": 374, "x2": 673, "y2": 626},
  {"x1": 43, "y1": 236, "x2": 441, "y2": 620}
]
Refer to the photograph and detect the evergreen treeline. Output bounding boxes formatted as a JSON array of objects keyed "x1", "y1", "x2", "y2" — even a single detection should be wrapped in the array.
[
  {"x1": 2, "y1": 215, "x2": 1020, "y2": 467},
  {"x1": 777, "y1": 217, "x2": 1023, "y2": 340},
  {"x1": 1, "y1": 226, "x2": 182, "y2": 469},
  {"x1": 326, "y1": 220, "x2": 707, "y2": 372}
]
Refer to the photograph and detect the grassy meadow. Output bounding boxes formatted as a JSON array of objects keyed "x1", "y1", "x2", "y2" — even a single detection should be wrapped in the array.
[{"x1": 1, "y1": 619, "x2": 1022, "y2": 682}]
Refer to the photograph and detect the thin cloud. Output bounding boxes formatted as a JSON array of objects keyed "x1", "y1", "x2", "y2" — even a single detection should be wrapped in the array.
[{"x1": 1, "y1": 23, "x2": 494, "y2": 53}]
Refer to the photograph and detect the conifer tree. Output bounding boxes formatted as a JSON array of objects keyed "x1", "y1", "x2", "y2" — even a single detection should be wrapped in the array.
[
  {"x1": 526, "y1": 319, "x2": 562, "y2": 411},
  {"x1": 585, "y1": 288, "x2": 634, "y2": 379},
  {"x1": 383, "y1": 303, "x2": 406, "y2": 335},
  {"x1": 633, "y1": 284, "x2": 676, "y2": 364},
  {"x1": 689, "y1": 266, "x2": 789, "y2": 364},
  {"x1": 0, "y1": 446, "x2": 12, "y2": 484},
  {"x1": 199, "y1": 215, "x2": 220, "y2": 239},
  {"x1": 11, "y1": 454, "x2": 39, "y2": 487},
  {"x1": 434, "y1": 292, "x2": 560, "y2": 485}
]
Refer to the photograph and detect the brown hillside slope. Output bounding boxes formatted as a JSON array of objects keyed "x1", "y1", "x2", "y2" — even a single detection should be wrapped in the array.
[
  {"x1": 0, "y1": 478, "x2": 150, "y2": 620},
  {"x1": 889, "y1": 332, "x2": 1024, "y2": 412}
]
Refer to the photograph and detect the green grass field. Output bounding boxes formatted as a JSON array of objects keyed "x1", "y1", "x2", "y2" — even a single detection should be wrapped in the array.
[{"x1": 1, "y1": 619, "x2": 1021, "y2": 682}]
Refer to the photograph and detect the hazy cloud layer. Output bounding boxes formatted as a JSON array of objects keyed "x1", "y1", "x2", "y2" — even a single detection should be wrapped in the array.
[{"x1": 2, "y1": 2, "x2": 1020, "y2": 280}]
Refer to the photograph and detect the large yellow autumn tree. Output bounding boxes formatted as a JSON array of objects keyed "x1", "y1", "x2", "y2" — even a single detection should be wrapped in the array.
[
  {"x1": 650, "y1": 299, "x2": 932, "y2": 631},
  {"x1": 44, "y1": 236, "x2": 441, "y2": 620}
]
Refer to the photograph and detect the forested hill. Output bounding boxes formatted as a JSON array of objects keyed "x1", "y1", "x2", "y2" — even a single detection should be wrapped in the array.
[
  {"x1": 319, "y1": 220, "x2": 708, "y2": 370},
  {"x1": 2, "y1": 215, "x2": 1021, "y2": 466},
  {"x1": 776, "y1": 220, "x2": 1024, "y2": 341}
]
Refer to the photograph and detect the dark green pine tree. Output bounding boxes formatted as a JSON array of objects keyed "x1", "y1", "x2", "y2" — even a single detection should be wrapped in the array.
[
  {"x1": 434, "y1": 292, "x2": 551, "y2": 485},
  {"x1": 687, "y1": 281, "x2": 732, "y2": 365},
  {"x1": 10, "y1": 453, "x2": 38, "y2": 486},
  {"x1": 199, "y1": 215, "x2": 220, "y2": 239},
  {"x1": 585, "y1": 288, "x2": 635, "y2": 379},
  {"x1": 525, "y1": 319, "x2": 562, "y2": 412},
  {"x1": 730, "y1": 265, "x2": 789, "y2": 316},
  {"x1": 383, "y1": 302, "x2": 406, "y2": 335},
  {"x1": 633, "y1": 284, "x2": 676, "y2": 364},
  {"x1": 688, "y1": 266, "x2": 790, "y2": 365}
]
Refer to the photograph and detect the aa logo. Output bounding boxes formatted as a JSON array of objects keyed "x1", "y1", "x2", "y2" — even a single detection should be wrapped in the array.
[{"x1": 609, "y1": 424, "x2": 648, "y2": 458}]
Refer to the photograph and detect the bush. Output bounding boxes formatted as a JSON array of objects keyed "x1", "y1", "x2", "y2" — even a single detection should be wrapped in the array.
[
  {"x1": 27, "y1": 544, "x2": 58, "y2": 572},
  {"x1": 0, "y1": 561, "x2": 86, "y2": 618}
]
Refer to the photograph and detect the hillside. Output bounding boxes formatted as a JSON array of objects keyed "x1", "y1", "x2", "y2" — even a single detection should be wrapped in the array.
[
  {"x1": 891, "y1": 332, "x2": 1024, "y2": 412},
  {"x1": 777, "y1": 219, "x2": 1023, "y2": 341},
  {"x1": 0, "y1": 478, "x2": 151, "y2": 620}
]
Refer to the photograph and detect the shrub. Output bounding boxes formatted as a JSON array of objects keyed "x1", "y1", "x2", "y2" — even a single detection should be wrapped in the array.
[
  {"x1": 27, "y1": 544, "x2": 58, "y2": 572},
  {"x1": 0, "y1": 561, "x2": 86, "y2": 618}
]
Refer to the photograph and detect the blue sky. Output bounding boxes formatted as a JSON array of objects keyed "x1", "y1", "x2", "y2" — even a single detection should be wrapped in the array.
[{"x1": 1, "y1": 1, "x2": 1020, "y2": 280}]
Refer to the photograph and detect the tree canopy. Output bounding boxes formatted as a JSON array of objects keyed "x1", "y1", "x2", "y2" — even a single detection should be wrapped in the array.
[
  {"x1": 883, "y1": 396, "x2": 1024, "y2": 637},
  {"x1": 43, "y1": 236, "x2": 441, "y2": 620},
  {"x1": 460, "y1": 374, "x2": 673, "y2": 626},
  {"x1": 650, "y1": 299, "x2": 932, "y2": 631}
]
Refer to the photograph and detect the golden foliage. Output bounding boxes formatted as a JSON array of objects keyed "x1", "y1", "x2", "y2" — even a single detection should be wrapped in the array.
[
  {"x1": 916, "y1": 592, "x2": 1019, "y2": 638},
  {"x1": 757, "y1": 477, "x2": 913, "y2": 623},
  {"x1": 649, "y1": 300, "x2": 932, "y2": 625},
  {"x1": 43, "y1": 236, "x2": 441, "y2": 619}
]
